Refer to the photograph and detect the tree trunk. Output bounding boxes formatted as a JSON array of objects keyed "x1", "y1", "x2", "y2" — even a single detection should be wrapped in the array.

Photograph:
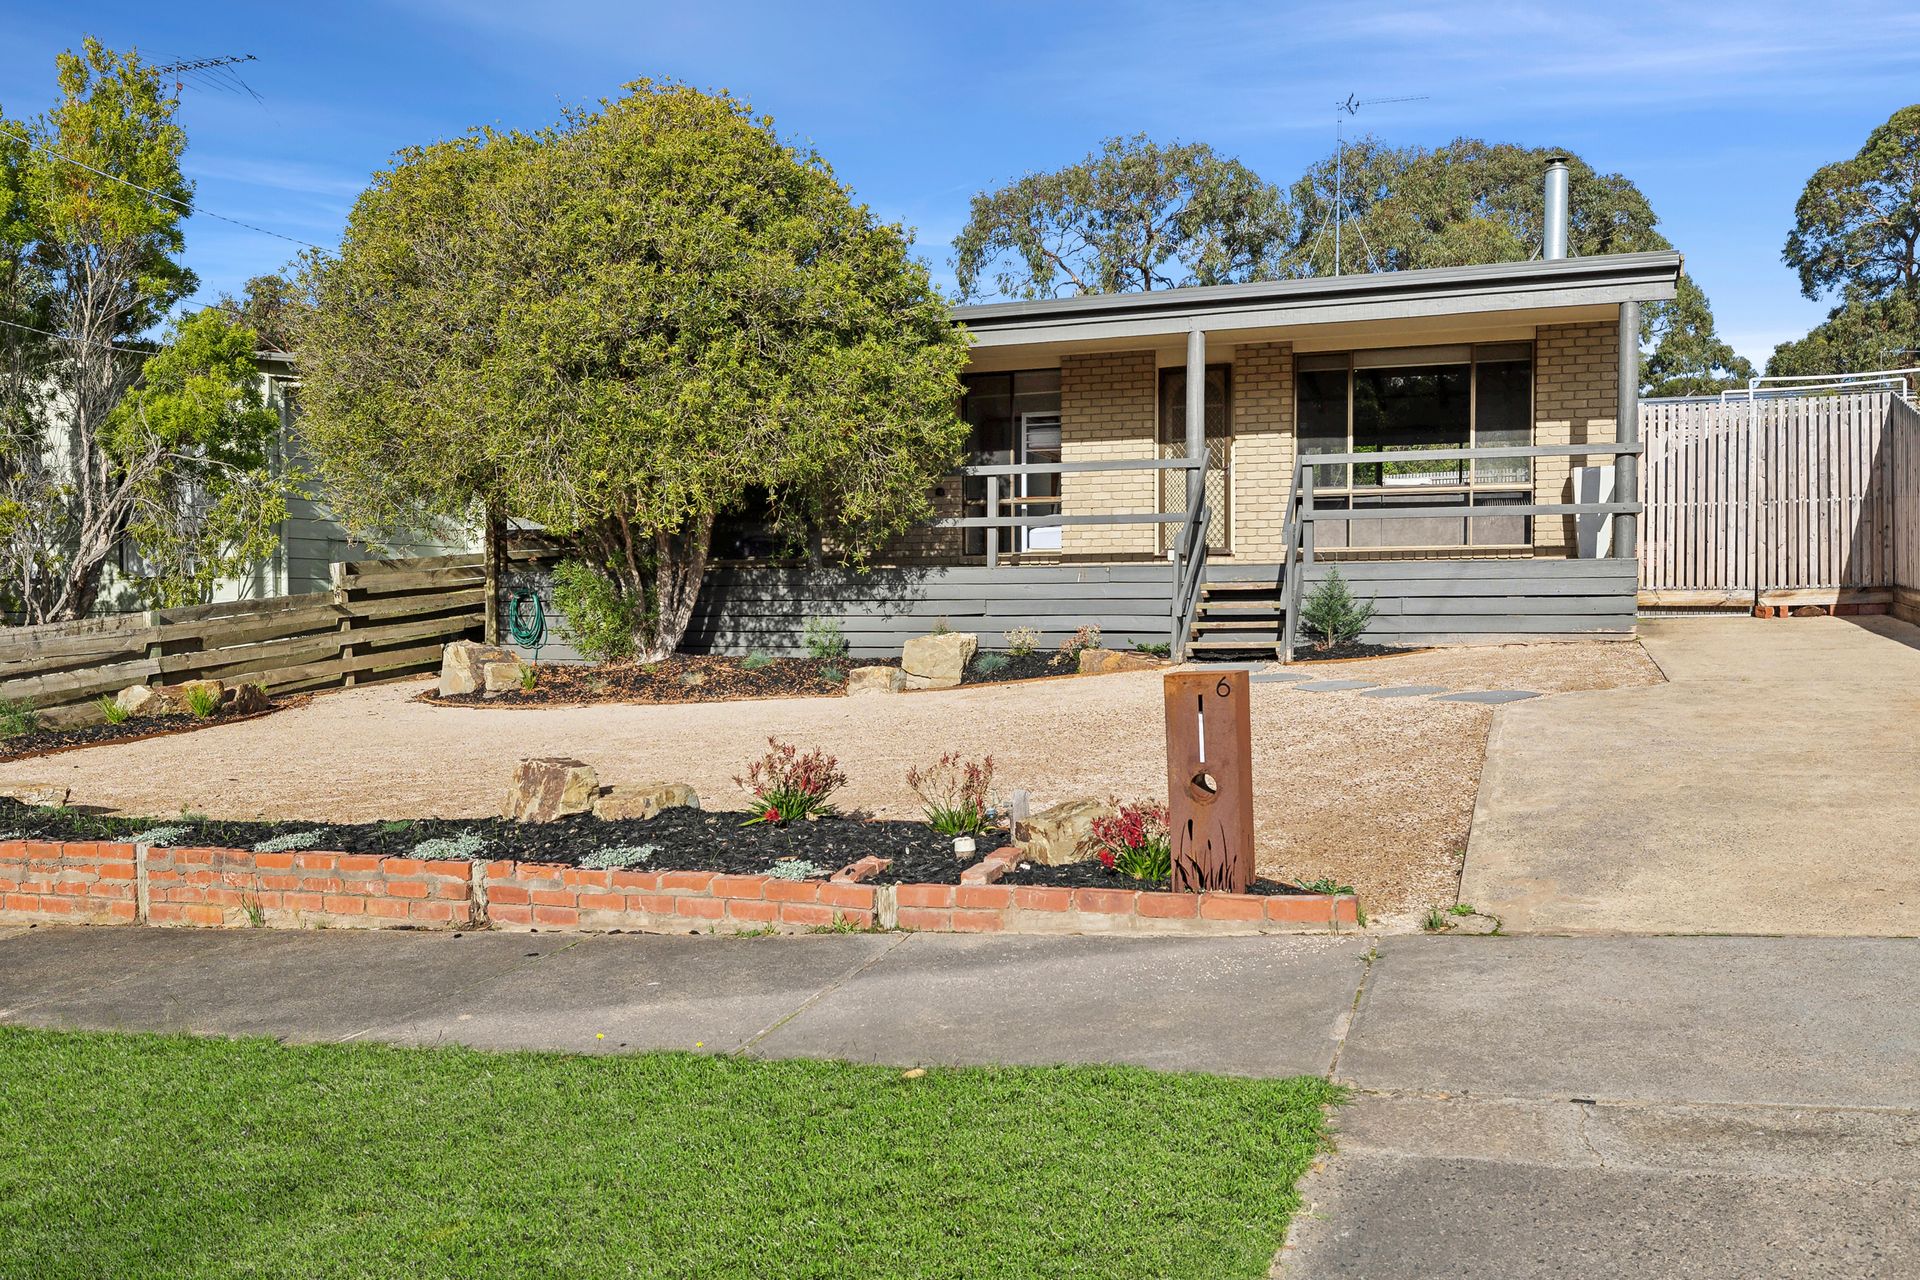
[{"x1": 639, "y1": 514, "x2": 714, "y2": 662}]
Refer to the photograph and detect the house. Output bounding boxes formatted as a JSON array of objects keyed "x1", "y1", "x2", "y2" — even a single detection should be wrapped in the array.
[{"x1": 683, "y1": 180, "x2": 1681, "y2": 660}]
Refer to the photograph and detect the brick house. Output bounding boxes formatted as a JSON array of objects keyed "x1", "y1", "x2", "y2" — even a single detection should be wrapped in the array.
[{"x1": 687, "y1": 248, "x2": 1682, "y2": 660}]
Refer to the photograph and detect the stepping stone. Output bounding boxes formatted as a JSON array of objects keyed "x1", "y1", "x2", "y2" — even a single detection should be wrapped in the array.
[
  {"x1": 1431, "y1": 689, "x2": 1540, "y2": 705},
  {"x1": 1295, "y1": 679, "x2": 1378, "y2": 692},
  {"x1": 1359, "y1": 684, "x2": 1448, "y2": 698},
  {"x1": 1251, "y1": 671, "x2": 1311, "y2": 684},
  {"x1": 1189, "y1": 660, "x2": 1269, "y2": 671}
]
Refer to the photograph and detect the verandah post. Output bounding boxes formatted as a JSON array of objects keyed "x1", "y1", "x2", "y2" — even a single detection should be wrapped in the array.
[
  {"x1": 1185, "y1": 327, "x2": 1206, "y2": 513},
  {"x1": 1617, "y1": 300, "x2": 1640, "y2": 563}
]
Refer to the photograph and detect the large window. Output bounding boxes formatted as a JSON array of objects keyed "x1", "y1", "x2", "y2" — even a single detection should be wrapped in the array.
[{"x1": 1296, "y1": 343, "x2": 1532, "y2": 550}]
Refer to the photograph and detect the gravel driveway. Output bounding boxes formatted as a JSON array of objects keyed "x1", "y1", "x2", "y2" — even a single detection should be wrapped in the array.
[{"x1": 0, "y1": 644, "x2": 1661, "y2": 919}]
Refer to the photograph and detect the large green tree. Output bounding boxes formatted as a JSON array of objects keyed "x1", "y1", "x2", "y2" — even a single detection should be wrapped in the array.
[
  {"x1": 0, "y1": 39, "x2": 290, "y2": 622},
  {"x1": 952, "y1": 134, "x2": 1292, "y2": 300},
  {"x1": 1770, "y1": 105, "x2": 1920, "y2": 375},
  {"x1": 298, "y1": 81, "x2": 971, "y2": 660}
]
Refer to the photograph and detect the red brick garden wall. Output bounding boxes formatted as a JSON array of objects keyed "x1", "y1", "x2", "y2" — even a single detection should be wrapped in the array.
[{"x1": 0, "y1": 840, "x2": 1359, "y2": 938}]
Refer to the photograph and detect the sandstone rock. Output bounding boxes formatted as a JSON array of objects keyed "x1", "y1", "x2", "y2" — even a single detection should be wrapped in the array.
[
  {"x1": 1077, "y1": 648, "x2": 1163, "y2": 676},
  {"x1": 225, "y1": 683, "x2": 271, "y2": 715},
  {"x1": 901, "y1": 632, "x2": 978, "y2": 689},
  {"x1": 114, "y1": 684, "x2": 157, "y2": 717},
  {"x1": 503, "y1": 757, "x2": 599, "y2": 822},
  {"x1": 1015, "y1": 797, "x2": 1113, "y2": 866},
  {"x1": 150, "y1": 679, "x2": 225, "y2": 717},
  {"x1": 482, "y1": 660, "x2": 525, "y2": 694},
  {"x1": 593, "y1": 781, "x2": 699, "y2": 821},
  {"x1": 846, "y1": 666, "x2": 906, "y2": 696},
  {"x1": 440, "y1": 640, "x2": 515, "y2": 697},
  {"x1": 0, "y1": 781, "x2": 69, "y2": 808}
]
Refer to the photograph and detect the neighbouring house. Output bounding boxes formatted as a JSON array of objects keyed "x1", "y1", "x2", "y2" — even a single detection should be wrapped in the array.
[{"x1": 681, "y1": 223, "x2": 1680, "y2": 659}]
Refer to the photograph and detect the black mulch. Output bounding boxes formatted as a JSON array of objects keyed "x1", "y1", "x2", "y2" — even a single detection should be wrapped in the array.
[
  {"x1": 995, "y1": 858, "x2": 1315, "y2": 896},
  {"x1": 0, "y1": 800, "x2": 1008, "y2": 884},
  {"x1": 1291, "y1": 641, "x2": 1416, "y2": 662},
  {"x1": 0, "y1": 703, "x2": 287, "y2": 765},
  {"x1": 962, "y1": 650, "x2": 1075, "y2": 684}
]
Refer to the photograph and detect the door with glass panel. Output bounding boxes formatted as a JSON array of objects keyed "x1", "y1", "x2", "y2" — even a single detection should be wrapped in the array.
[{"x1": 1017, "y1": 412, "x2": 1063, "y2": 552}]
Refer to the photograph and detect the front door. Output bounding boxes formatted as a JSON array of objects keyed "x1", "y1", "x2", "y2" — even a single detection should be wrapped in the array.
[{"x1": 1019, "y1": 412, "x2": 1063, "y2": 552}]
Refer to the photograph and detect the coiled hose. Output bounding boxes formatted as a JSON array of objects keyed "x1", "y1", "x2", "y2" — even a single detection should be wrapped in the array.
[{"x1": 507, "y1": 590, "x2": 545, "y2": 658}]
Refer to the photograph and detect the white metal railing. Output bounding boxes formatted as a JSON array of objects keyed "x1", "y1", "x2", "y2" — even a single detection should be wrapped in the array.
[{"x1": 1719, "y1": 367, "x2": 1920, "y2": 406}]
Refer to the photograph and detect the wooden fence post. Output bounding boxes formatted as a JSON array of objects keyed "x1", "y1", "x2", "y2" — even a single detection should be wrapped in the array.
[{"x1": 331, "y1": 561, "x2": 356, "y2": 688}]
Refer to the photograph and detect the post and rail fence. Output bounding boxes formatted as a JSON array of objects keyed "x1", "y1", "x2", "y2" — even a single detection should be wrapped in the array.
[{"x1": 0, "y1": 553, "x2": 488, "y2": 726}]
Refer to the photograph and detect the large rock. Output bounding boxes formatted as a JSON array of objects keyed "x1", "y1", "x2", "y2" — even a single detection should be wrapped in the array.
[
  {"x1": 440, "y1": 640, "x2": 515, "y2": 697},
  {"x1": 1078, "y1": 648, "x2": 1163, "y2": 676},
  {"x1": 482, "y1": 660, "x2": 525, "y2": 694},
  {"x1": 0, "y1": 781, "x2": 69, "y2": 808},
  {"x1": 225, "y1": 683, "x2": 271, "y2": 716},
  {"x1": 503, "y1": 757, "x2": 599, "y2": 822},
  {"x1": 149, "y1": 679, "x2": 225, "y2": 717},
  {"x1": 114, "y1": 684, "x2": 157, "y2": 717},
  {"x1": 901, "y1": 632, "x2": 978, "y2": 690},
  {"x1": 1015, "y1": 797, "x2": 1113, "y2": 866},
  {"x1": 846, "y1": 666, "x2": 905, "y2": 696},
  {"x1": 593, "y1": 781, "x2": 699, "y2": 821}
]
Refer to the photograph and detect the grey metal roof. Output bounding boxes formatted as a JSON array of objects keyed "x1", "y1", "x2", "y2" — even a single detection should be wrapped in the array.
[{"x1": 951, "y1": 251, "x2": 1682, "y2": 334}]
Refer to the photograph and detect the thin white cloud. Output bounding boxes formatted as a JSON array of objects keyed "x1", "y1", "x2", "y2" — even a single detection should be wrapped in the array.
[{"x1": 185, "y1": 156, "x2": 368, "y2": 199}]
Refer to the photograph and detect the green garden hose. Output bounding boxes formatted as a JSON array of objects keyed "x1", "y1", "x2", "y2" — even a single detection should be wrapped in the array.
[{"x1": 507, "y1": 590, "x2": 546, "y2": 661}]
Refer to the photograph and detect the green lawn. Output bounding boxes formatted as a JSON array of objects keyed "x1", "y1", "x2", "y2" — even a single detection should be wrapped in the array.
[{"x1": 0, "y1": 1027, "x2": 1340, "y2": 1279}]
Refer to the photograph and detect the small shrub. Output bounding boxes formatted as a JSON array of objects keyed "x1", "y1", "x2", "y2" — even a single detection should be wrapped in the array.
[
  {"x1": 518, "y1": 663, "x2": 539, "y2": 692},
  {"x1": 1301, "y1": 567, "x2": 1377, "y2": 649},
  {"x1": 183, "y1": 684, "x2": 221, "y2": 719},
  {"x1": 132, "y1": 824, "x2": 192, "y2": 847},
  {"x1": 972, "y1": 652, "x2": 1010, "y2": 675},
  {"x1": 551, "y1": 559, "x2": 645, "y2": 664},
  {"x1": 0, "y1": 698, "x2": 41, "y2": 739},
  {"x1": 929, "y1": 617, "x2": 951, "y2": 636},
  {"x1": 821, "y1": 664, "x2": 846, "y2": 684},
  {"x1": 1130, "y1": 640, "x2": 1171, "y2": 658},
  {"x1": 802, "y1": 615, "x2": 848, "y2": 660},
  {"x1": 411, "y1": 831, "x2": 486, "y2": 861},
  {"x1": 97, "y1": 695, "x2": 131, "y2": 725},
  {"x1": 1090, "y1": 800, "x2": 1172, "y2": 881},
  {"x1": 1423, "y1": 907, "x2": 1449, "y2": 933},
  {"x1": 1299, "y1": 876, "x2": 1356, "y2": 896},
  {"x1": 379, "y1": 820, "x2": 414, "y2": 834},
  {"x1": 580, "y1": 844, "x2": 658, "y2": 871},
  {"x1": 905, "y1": 752, "x2": 995, "y2": 835},
  {"x1": 1003, "y1": 626, "x2": 1040, "y2": 657},
  {"x1": 252, "y1": 830, "x2": 327, "y2": 854},
  {"x1": 1050, "y1": 624, "x2": 1103, "y2": 668},
  {"x1": 741, "y1": 650, "x2": 776, "y2": 671},
  {"x1": 767, "y1": 858, "x2": 827, "y2": 880},
  {"x1": 736, "y1": 737, "x2": 847, "y2": 825}
]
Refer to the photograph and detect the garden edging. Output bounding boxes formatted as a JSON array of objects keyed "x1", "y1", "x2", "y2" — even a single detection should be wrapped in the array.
[{"x1": 1, "y1": 840, "x2": 1361, "y2": 937}]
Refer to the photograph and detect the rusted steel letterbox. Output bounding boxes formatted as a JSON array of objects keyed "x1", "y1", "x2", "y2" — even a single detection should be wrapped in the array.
[{"x1": 1162, "y1": 669, "x2": 1255, "y2": 894}]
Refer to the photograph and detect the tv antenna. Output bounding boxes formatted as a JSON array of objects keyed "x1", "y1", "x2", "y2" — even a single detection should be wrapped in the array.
[
  {"x1": 1332, "y1": 92, "x2": 1426, "y2": 275},
  {"x1": 153, "y1": 54, "x2": 263, "y2": 105}
]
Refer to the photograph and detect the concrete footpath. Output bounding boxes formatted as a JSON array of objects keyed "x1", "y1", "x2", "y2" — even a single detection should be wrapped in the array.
[{"x1": 2, "y1": 926, "x2": 1916, "y2": 1277}]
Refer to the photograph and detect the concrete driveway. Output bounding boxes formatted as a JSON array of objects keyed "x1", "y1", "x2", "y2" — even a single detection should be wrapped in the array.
[{"x1": 1462, "y1": 615, "x2": 1920, "y2": 936}]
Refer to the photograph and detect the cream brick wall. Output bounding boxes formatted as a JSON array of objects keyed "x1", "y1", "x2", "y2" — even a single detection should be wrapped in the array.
[
  {"x1": 1060, "y1": 350, "x2": 1160, "y2": 560},
  {"x1": 1230, "y1": 342, "x2": 1293, "y2": 558},
  {"x1": 1533, "y1": 321, "x2": 1621, "y2": 555}
]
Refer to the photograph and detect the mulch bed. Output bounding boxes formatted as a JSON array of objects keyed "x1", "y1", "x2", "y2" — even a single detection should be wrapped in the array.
[
  {"x1": 0, "y1": 701, "x2": 293, "y2": 765},
  {"x1": 423, "y1": 649, "x2": 1090, "y2": 708},
  {"x1": 994, "y1": 857, "x2": 1314, "y2": 897},
  {"x1": 0, "y1": 798, "x2": 1331, "y2": 896},
  {"x1": 1290, "y1": 641, "x2": 1415, "y2": 662}
]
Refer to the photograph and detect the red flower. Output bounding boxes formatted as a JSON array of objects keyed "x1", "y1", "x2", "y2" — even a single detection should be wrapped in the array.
[
  {"x1": 763, "y1": 807, "x2": 780, "y2": 824},
  {"x1": 1098, "y1": 849, "x2": 1116, "y2": 870}
]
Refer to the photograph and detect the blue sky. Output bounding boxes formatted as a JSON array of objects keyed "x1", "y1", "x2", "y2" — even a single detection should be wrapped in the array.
[{"x1": 5, "y1": 1, "x2": 1918, "y2": 366}]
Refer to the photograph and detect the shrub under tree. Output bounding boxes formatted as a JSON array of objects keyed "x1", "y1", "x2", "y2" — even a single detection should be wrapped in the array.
[{"x1": 298, "y1": 81, "x2": 972, "y2": 661}]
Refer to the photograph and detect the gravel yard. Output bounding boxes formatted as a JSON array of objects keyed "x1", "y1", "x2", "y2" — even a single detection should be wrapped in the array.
[{"x1": 0, "y1": 642, "x2": 1661, "y2": 919}]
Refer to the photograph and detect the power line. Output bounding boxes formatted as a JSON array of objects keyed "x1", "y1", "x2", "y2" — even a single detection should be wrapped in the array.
[
  {"x1": 0, "y1": 123, "x2": 324, "y2": 251},
  {"x1": 0, "y1": 316, "x2": 157, "y2": 355}
]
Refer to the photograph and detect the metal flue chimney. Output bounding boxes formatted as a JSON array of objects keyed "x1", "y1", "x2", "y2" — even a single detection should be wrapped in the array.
[{"x1": 1543, "y1": 155, "x2": 1570, "y2": 261}]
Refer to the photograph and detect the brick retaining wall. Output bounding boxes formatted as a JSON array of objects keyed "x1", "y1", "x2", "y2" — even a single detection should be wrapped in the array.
[{"x1": 0, "y1": 840, "x2": 1359, "y2": 938}]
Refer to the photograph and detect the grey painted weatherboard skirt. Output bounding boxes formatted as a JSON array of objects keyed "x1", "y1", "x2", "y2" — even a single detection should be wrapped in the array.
[{"x1": 505, "y1": 557, "x2": 1636, "y2": 662}]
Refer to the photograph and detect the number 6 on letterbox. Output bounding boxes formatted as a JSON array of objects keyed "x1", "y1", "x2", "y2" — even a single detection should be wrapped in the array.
[{"x1": 1162, "y1": 669, "x2": 1255, "y2": 894}]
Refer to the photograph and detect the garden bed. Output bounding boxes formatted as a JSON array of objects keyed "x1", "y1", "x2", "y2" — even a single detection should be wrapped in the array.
[
  {"x1": 0, "y1": 700, "x2": 291, "y2": 765},
  {"x1": 423, "y1": 648, "x2": 1097, "y2": 708}
]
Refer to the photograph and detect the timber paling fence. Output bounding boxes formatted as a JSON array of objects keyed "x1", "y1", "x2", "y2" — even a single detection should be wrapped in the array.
[
  {"x1": 1639, "y1": 391, "x2": 1920, "y2": 621},
  {"x1": 0, "y1": 554, "x2": 487, "y2": 726}
]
